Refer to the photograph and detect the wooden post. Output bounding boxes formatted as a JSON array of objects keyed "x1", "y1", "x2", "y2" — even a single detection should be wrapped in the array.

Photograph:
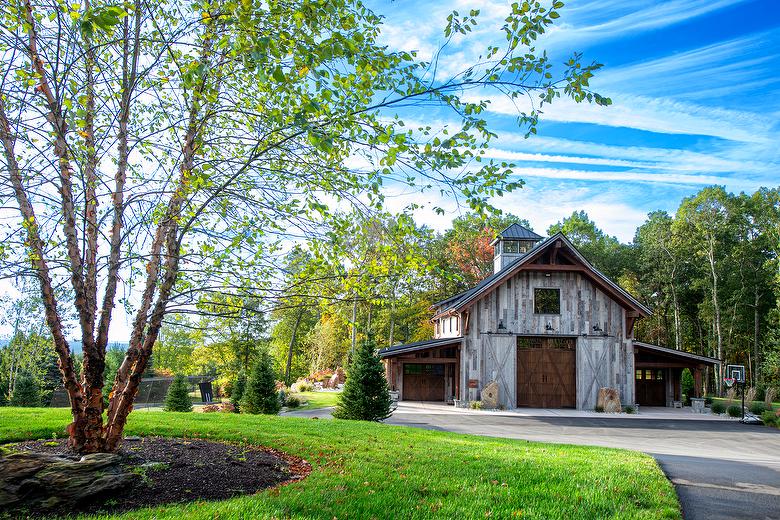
[
  {"x1": 693, "y1": 367, "x2": 703, "y2": 398},
  {"x1": 455, "y1": 345, "x2": 461, "y2": 401}
]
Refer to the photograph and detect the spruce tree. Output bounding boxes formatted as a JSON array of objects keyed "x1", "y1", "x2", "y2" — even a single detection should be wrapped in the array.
[
  {"x1": 333, "y1": 337, "x2": 392, "y2": 421},
  {"x1": 240, "y1": 351, "x2": 280, "y2": 415},
  {"x1": 164, "y1": 374, "x2": 193, "y2": 412},
  {"x1": 231, "y1": 371, "x2": 246, "y2": 412},
  {"x1": 10, "y1": 374, "x2": 42, "y2": 407}
]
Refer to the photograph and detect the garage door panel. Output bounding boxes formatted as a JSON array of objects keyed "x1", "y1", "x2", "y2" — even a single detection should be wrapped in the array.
[
  {"x1": 403, "y1": 364, "x2": 445, "y2": 401},
  {"x1": 517, "y1": 340, "x2": 575, "y2": 408}
]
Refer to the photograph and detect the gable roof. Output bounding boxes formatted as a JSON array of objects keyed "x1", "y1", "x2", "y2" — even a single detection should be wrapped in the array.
[
  {"x1": 490, "y1": 223, "x2": 543, "y2": 244},
  {"x1": 432, "y1": 232, "x2": 651, "y2": 319}
]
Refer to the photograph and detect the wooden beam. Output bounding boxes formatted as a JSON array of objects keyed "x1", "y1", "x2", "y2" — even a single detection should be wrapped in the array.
[
  {"x1": 635, "y1": 362, "x2": 699, "y2": 369},
  {"x1": 626, "y1": 316, "x2": 636, "y2": 338},
  {"x1": 522, "y1": 264, "x2": 587, "y2": 272},
  {"x1": 396, "y1": 357, "x2": 458, "y2": 363}
]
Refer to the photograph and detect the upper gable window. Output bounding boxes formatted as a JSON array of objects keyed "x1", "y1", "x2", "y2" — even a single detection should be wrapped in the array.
[
  {"x1": 504, "y1": 241, "x2": 519, "y2": 253},
  {"x1": 534, "y1": 288, "x2": 560, "y2": 314}
]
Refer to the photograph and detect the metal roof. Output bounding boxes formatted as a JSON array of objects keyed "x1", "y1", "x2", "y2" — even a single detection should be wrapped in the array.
[
  {"x1": 634, "y1": 342, "x2": 720, "y2": 365},
  {"x1": 378, "y1": 337, "x2": 463, "y2": 358},
  {"x1": 497, "y1": 223, "x2": 542, "y2": 240},
  {"x1": 489, "y1": 223, "x2": 543, "y2": 246}
]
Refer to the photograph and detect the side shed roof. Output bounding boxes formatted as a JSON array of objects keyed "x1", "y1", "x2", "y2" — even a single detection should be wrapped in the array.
[
  {"x1": 378, "y1": 337, "x2": 463, "y2": 358},
  {"x1": 634, "y1": 342, "x2": 720, "y2": 365}
]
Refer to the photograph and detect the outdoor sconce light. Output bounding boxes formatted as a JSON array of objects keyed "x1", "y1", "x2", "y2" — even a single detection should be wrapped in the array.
[
  {"x1": 545, "y1": 322, "x2": 554, "y2": 331},
  {"x1": 497, "y1": 320, "x2": 506, "y2": 331},
  {"x1": 592, "y1": 323, "x2": 602, "y2": 333}
]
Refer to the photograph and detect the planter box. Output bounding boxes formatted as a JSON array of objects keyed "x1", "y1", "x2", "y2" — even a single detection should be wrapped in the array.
[{"x1": 690, "y1": 397, "x2": 706, "y2": 413}]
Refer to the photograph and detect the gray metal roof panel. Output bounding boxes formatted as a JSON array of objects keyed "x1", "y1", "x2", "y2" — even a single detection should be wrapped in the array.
[{"x1": 497, "y1": 223, "x2": 543, "y2": 240}]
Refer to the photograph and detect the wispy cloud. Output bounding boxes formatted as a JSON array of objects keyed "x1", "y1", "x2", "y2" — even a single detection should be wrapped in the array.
[
  {"x1": 473, "y1": 93, "x2": 774, "y2": 143},
  {"x1": 509, "y1": 166, "x2": 739, "y2": 186},
  {"x1": 543, "y1": 0, "x2": 751, "y2": 51},
  {"x1": 594, "y1": 31, "x2": 780, "y2": 102},
  {"x1": 368, "y1": 0, "x2": 778, "y2": 244},
  {"x1": 492, "y1": 136, "x2": 780, "y2": 177}
]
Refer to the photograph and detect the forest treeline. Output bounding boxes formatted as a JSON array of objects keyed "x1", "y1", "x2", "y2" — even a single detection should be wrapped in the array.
[{"x1": 2, "y1": 185, "x2": 778, "y2": 402}]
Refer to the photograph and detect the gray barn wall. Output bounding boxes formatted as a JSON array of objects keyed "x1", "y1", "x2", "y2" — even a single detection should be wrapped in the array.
[{"x1": 462, "y1": 270, "x2": 634, "y2": 409}]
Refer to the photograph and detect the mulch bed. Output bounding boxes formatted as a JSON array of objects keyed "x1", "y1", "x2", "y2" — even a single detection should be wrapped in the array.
[{"x1": 7, "y1": 437, "x2": 311, "y2": 517}]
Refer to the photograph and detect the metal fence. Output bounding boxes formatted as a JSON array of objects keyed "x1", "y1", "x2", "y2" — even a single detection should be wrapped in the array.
[{"x1": 49, "y1": 375, "x2": 215, "y2": 409}]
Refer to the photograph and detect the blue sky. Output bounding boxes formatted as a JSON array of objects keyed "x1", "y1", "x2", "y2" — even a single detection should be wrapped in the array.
[
  {"x1": 4, "y1": 1, "x2": 778, "y2": 343},
  {"x1": 368, "y1": 0, "x2": 780, "y2": 241}
]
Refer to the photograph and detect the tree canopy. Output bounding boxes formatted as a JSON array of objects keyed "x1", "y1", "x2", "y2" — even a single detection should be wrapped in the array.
[{"x1": 0, "y1": 0, "x2": 609, "y2": 452}]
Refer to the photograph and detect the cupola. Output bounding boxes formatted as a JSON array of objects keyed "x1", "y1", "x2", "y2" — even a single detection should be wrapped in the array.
[{"x1": 491, "y1": 223, "x2": 543, "y2": 273}]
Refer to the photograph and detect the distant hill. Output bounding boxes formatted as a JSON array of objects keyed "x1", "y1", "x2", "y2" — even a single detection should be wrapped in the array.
[{"x1": 0, "y1": 338, "x2": 128, "y2": 354}]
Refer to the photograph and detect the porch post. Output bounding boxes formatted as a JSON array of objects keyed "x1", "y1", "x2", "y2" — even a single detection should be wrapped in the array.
[{"x1": 455, "y1": 345, "x2": 461, "y2": 401}]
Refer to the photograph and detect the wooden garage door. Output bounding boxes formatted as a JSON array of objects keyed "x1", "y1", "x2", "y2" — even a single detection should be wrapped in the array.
[
  {"x1": 403, "y1": 364, "x2": 445, "y2": 401},
  {"x1": 517, "y1": 337, "x2": 576, "y2": 408},
  {"x1": 635, "y1": 368, "x2": 666, "y2": 406}
]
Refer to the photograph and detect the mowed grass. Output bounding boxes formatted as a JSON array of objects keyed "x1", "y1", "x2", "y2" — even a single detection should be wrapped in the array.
[
  {"x1": 0, "y1": 408, "x2": 680, "y2": 520},
  {"x1": 291, "y1": 391, "x2": 341, "y2": 410},
  {"x1": 711, "y1": 397, "x2": 779, "y2": 410}
]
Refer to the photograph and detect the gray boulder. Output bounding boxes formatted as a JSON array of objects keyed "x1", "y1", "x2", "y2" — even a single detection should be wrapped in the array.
[{"x1": 0, "y1": 450, "x2": 137, "y2": 510}]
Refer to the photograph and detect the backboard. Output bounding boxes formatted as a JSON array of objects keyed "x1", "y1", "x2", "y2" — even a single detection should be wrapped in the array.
[{"x1": 725, "y1": 364, "x2": 745, "y2": 384}]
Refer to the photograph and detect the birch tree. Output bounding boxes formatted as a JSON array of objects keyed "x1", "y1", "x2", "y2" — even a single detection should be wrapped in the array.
[{"x1": 0, "y1": 0, "x2": 609, "y2": 452}]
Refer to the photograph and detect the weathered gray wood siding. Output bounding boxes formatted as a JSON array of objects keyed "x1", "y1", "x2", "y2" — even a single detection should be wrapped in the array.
[{"x1": 461, "y1": 270, "x2": 634, "y2": 409}]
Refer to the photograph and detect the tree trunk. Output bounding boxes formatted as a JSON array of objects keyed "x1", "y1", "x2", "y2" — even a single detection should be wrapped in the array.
[
  {"x1": 350, "y1": 295, "x2": 358, "y2": 357},
  {"x1": 669, "y1": 263, "x2": 682, "y2": 351},
  {"x1": 706, "y1": 236, "x2": 723, "y2": 395},
  {"x1": 754, "y1": 286, "x2": 761, "y2": 386},
  {"x1": 366, "y1": 303, "x2": 372, "y2": 334},
  {"x1": 388, "y1": 287, "x2": 396, "y2": 348},
  {"x1": 285, "y1": 307, "x2": 304, "y2": 385}
]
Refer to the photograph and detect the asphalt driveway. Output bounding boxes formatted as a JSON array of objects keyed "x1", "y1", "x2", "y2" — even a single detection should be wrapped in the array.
[{"x1": 383, "y1": 404, "x2": 780, "y2": 520}]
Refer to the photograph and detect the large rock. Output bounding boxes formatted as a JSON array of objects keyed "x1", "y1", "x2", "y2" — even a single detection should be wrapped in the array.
[
  {"x1": 0, "y1": 450, "x2": 138, "y2": 510},
  {"x1": 326, "y1": 368, "x2": 346, "y2": 389},
  {"x1": 480, "y1": 381, "x2": 500, "y2": 409},
  {"x1": 597, "y1": 387, "x2": 622, "y2": 413}
]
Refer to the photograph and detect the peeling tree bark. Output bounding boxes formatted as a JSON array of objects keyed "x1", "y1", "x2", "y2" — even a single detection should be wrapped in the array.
[{"x1": 0, "y1": 99, "x2": 87, "y2": 448}]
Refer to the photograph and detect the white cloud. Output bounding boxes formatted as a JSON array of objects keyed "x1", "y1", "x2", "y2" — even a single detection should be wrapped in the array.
[
  {"x1": 473, "y1": 93, "x2": 774, "y2": 143},
  {"x1": 489, "y1": 182, "x2": 652, "y2": 241},
  {"x1": 594, "y1": 31, "x2": 780, "y2": 101},
  {"x1": 492, "y1": 135, "x2": 780, "y2": 178},
  {"x1": 510, "y1": 166, "x2": 740, "y2": 187},
  {"x1": 542, "y1": 0, "x2": 750, "y2": 51}
]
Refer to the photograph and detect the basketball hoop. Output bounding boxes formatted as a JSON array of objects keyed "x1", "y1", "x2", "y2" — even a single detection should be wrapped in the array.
[{"x1": 723, "y1": 377, "x2": 735, "y2": 388}]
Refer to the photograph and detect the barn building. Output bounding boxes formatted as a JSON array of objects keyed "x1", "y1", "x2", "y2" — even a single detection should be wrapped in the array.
[{"x1": 379, "y1": 224, "x2": 719, "y2": 410}]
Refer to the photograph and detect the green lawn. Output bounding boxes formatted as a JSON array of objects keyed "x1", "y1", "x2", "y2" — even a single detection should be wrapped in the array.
[
  {"x1": 291, "y1": 391, "x2": 341, "y2": 410},
  {"x1": 711, "y1": 397, "x2": 779, "y2": 410},
  {"x1": 0, "y1": 408, "x2": 680, "y2": 519}
]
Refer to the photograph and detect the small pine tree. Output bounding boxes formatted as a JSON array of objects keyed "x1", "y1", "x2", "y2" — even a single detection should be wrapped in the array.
[
  {"x1": 231, "y1": 371, "x2": 246, "y2": 413},
  {"x1": 10, "y1": 374, "x2": 42, "y2": 407},
  {"x1": 164, "y1": 374, "x2": 193, "y2": 412},
  {"x1": 241, "y1": 352, "x2": 280, "y2": 415},
  {"x1": 333, "y1": 337, "x2": 392, "y2": 421}
]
